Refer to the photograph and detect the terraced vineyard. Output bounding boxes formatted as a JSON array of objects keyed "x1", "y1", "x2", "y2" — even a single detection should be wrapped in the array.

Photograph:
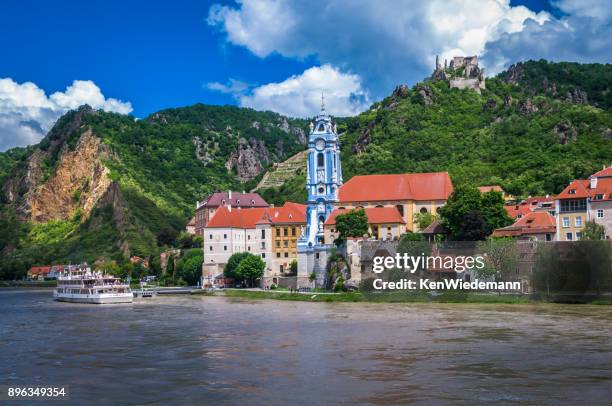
[{"x1": 253, "y1": 150, "x2": 307, "y2": 191}]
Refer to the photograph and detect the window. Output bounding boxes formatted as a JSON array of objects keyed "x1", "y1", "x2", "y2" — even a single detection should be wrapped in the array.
[
  {"x1": 284, "y1": 252, "x2": 289, "y2": 258},
  {"x1": 562, "y1": 217, "x2": 570, "y2": 228},
  {"x1": 261, "y1": 229, "x2": 265, "y2": 238},
  {"x1": 396, "y1": 205, "x2": 404, "y2": 217},
  {"x1": 318, "y1": 123, "x2": 325, "y2": 132},
  {"x1": 224, "y1": 245, "x2": 227, "y2": 251},
  {"x1": 595, "y1": 194, "x2": 604, "y2": 200},
  {"x1": 545, "y1": 233, "x2": 552, "y2": 241},
  {"x1": 283, "y1": 240, "x2": 288, "y2": 248},
  {"x1": 566, "y1": 233, "x2": 573, "y2": 241},
  {"x1": 576, "y1": 232, "x2": 582, "y2": 240},
  {"x1": 420, "y1": 207, "x2": 428, "y2": 214},
  {"x1": 276, "y1": 241, "x2": 280, "y2": 248},
  {"x1": 284, "y1": 227, "x2": 288, "y2": 236},
  {"x1": 247, "y1": 235, "x2": 251, "y2": 240},
  {"x1": 209, "y1": 234, "x2": 212, "y2": 239},
  {"x1": 247, "y1": 247, "x2": 251, "y2": 251},
  {"x1": 292, "y1": 227, "x2": 296, "y2": 236},
  {"x1": 223, "y1": 234, "x2": 227, "y2": 239},
  {"x1": 236, "y1": 199, "x2": 240, "y2": 205},
  {"x1": 276, "y1": 253, "x2": 281, "y2": 258},
  {"x1": 261, "y1": 253, "x2": 266, "y2": 259},
  {"x1": 276, "y1": 228, "x2": 281, "y2": 237},
  {"x1": 575, "y1": 216, "x2": 582, "y2": 227},
  {"x1": 598, "y1": 209, "x2": 604, "y2": 219},
  {"x1": 317, "y1": 153, "x2": 324, "y2": 168},
  {"x1": 560, "y1": 199, "x2": 586, "y2": 213},
  {"x1": 209, "y1": 246, "x2": 213, "y2": 251}
]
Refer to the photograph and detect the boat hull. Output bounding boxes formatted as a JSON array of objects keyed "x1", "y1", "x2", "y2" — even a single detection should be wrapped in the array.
[{"x1": 54, "y1": 292, "x2": 133, "y2": 304}]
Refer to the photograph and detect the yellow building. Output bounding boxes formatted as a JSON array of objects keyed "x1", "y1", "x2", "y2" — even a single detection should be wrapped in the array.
[{"x1": 335, "y1": 172, "x2": 454, "y2": 232}]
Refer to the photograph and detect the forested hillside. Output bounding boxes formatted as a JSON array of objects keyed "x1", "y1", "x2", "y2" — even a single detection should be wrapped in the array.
[
  {"x1": 0, "y1": 105, "x2": 307, "y2": 277},
  {"x1": 1, "y1": 60, "x2": 611, "y2": 278},
  {"x1": 259, "y1": 60, "x2": 612, "y2": 203}
]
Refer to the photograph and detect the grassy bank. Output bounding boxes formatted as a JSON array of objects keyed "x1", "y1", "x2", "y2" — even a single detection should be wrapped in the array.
[
  {"x1": 222, "y1": 290, "x2": 534, "y2": 304},
  {"x1": 0, "y1": 280, "x2": 57, "y2": 288}
]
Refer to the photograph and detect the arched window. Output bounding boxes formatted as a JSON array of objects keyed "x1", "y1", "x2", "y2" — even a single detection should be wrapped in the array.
[
  {"x1": 420, "y1": 207, "x2": 428, "y2": 214},
  {"x1": 318, "y1": 123, "x2": 325, "y2": 132},
  {"x1": 317, "y1": 153, "x2": 324, "y2": 168}
]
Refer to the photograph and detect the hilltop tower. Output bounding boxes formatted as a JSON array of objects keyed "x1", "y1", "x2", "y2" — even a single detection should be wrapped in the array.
[{"x1": 297, "y1": 97, "x2": 342, "y2": 287}]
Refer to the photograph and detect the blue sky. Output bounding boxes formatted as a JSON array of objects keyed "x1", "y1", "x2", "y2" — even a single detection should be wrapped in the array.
[{"x1": 1, "y1": 0, "x2": 610, "y2": 150}]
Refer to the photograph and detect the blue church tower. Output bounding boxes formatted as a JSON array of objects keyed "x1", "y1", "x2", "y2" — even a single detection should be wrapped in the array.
[{"x1": 297, "y1": 99, "x2": 342, "y2": 287}]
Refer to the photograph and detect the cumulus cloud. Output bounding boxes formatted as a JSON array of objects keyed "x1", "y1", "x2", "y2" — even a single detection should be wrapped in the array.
[
  {"x1": 208, "y1": 0, "x2": 552, "y2": 98},
  {"x1": 0, "y1": 78, "x2": 132, "y2": 151},
  {"x1": 238, "y1": 65, "x2": 370, "y2": 118},
  {"x1": 483, "y1": 0, "x2": 612, "y2": 73}
]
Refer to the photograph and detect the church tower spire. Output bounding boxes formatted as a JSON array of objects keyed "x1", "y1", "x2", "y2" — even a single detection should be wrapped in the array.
[{"x1": 297, "y1": 101, "x2": 343, "y2": 286}]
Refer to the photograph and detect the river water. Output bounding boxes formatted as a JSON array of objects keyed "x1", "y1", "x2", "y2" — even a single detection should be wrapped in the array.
[{"x1": 1, "y1": 290, "x2": 612, "y2": 405}]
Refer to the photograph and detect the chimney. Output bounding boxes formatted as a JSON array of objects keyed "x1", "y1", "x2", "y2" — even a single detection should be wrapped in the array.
[
  {"x1": 228, "y1": 204, "x2": 232, "y2": 212},
  {"x1": 228, "y1": 190, "x2": 232, "y2": 200}
]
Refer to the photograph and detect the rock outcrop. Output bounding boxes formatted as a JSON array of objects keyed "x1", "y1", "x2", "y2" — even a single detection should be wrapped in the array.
[
  {"x1": 554, "y1": 121, "x2": 578, "y2": 144},
  {"x1": 226, "y1": 138, "x2": 271, "y2": 181},
  {"x1": 2, "y1": 106, "x2": 112, "y2": 222}
]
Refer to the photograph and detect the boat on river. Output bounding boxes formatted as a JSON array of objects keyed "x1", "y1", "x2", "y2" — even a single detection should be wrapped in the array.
[{"x1": 53, "y1": 265, "x2": 133, "y2": 304}]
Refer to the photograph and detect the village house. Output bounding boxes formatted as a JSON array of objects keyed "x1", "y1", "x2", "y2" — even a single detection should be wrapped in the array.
[
  {"x1": 201, "y1": 202, "x2": 306, "y2": 286},
  {"x1": 478, "y1": 185, "x2": 515, "y2": 201},
  {"x1": 194, "y1": 190, "x2": 268, "y2": 236},
  {"x1": 505, "y1": 195, "x2": 555, "y2": 219},
  {"x1": 335, "y1": 172, "x2": 454, "y2": 232},
  {"x1": 555, "y1": 166, "x2": 612, "y2": 241},
  {"x1": 185, "y1": 216, "x2": 196, "y2": 235},
  {"x1": 323, "y1": 207, "x2": 405, "y2": 243},
  {"x1": 492, "y1": 211, "x2": 556, "y2": 241},
  {"x1": 27, "y1": 266, "x2": 52, "y2": 280}
]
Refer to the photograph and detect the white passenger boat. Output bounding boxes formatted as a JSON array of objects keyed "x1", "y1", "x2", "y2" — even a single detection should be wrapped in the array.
[{"x1": 53, "y1": 265, "x2": 133, "y2": 304}]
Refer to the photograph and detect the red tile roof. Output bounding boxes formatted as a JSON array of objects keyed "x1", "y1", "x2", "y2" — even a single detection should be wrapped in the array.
[
  {"x1": 590, "y1": 166, "x2": 612, "y2": 179},
  {"x1": 28, "y1": 266, "x2": 52, "y2": 275},
  {"x1": 493, "y1": 211, "x2": 556, "y2": 237},
  {"x1": 591, "y1": 178, "x2": 612, "y2": 201},
  {"x1": 205, "y1": 203, "x2": 306, "y2": 229},
  {"x1": 504, "y1": 196, "x2": 554, "y2": 219},
  {"x1": 556, "y1": 179, "x2": 591, "y2": 199},
  {"x1": 338, "y1": 172, "x2": 453, "y2": 203},
  {"x1": 257, "y1": 203, "x2": 307, "y2": 225},
  {"x1": 324, "y1": 207, "x2": 405, "y2": 226}
]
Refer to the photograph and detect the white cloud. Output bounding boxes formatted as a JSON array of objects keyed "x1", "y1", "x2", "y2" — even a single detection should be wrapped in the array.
[
  {"x1": 238, "y1": 65, "x2": 370, "y2": 117},
  {"x1": 483, "y1": 0, "x2": 612, "y2": 74},
  {"x1": 205, "y1": 78, "x2": 251, "y2": 96},
  {"x1": 0, "y1": 78, "x2": 132, "y2": 151},
  {"x1": 208, "y1": 0, "x2": 552, "y2": 97}
]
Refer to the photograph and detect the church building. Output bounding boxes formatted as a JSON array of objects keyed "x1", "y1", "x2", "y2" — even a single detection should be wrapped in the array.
[{"x1": 297, "y1": 100, "x2": 342, "y2": 288}]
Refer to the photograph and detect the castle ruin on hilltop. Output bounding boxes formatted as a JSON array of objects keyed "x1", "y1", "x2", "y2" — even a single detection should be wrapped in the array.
[{"x1": 431, "y1": 55, "x2": 485, "y2": 93}]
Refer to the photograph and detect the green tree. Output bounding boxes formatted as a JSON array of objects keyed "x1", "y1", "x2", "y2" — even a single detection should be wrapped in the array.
[
  {"x1": 224, "y1": 252, "x2": 250, "y2": 280},
  {"x1": 289, "y1": 259, "x2": 298, "y2": 275},
  {"x1": 176, "y1": 250, "x2": 203, "y2": 285},
  {"x1": 480, "y1": 191, "x2": 513, "y2": 233},
  {"x1": 438, "y1": 186, "x2": 485, "y2": 240},
  {"x1": 335, "y1": 209, "x2": 369, "y2": 244},
  {"x1": 476, "y1": 239, "x2": 520, "y2": 292},
  {"x1": 413, "y1": 211, "x2": 436, "y2": 231},
  {"x1": 581, "y1": 220, "x2": 606, "y2": 240},
  {"x1": 438, "y1": 186, "x2": 510, "y2": 241},
  {"x1": 234, "y1": 254, "x2": 265, "y2": 287}
]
